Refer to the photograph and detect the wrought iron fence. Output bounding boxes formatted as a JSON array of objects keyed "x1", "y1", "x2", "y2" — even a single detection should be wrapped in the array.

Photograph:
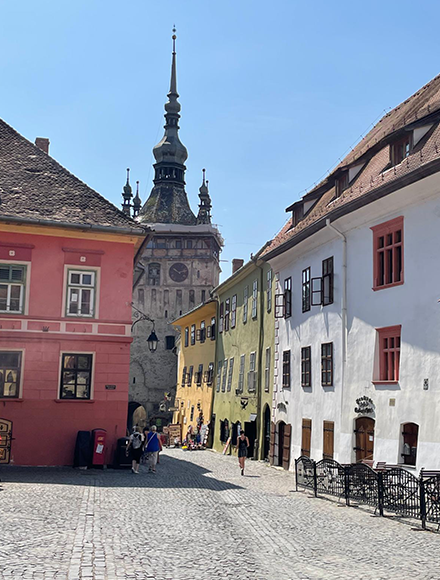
[{"x1": 294, "y1": 456, "x2": 440, "y2": 530}]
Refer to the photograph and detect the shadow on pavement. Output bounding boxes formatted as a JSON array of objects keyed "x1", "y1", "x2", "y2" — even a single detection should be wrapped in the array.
[{"x1": 0, "y1": 452, "x2": 244, "y2": 491}]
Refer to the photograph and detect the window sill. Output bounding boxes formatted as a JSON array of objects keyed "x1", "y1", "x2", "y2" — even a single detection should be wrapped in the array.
[
  {"x1": 371, "y1": 380, "x2": 399, "y2": 385},
  {"x1": 0, "y1": 397, "x2": 23, "y2": 402},
  {"x1": 54, "y1": 399, "x2": 94, "y2": 403},
  {"x1": 372, "y1": 281, "x2": 404, "y2": 292}
]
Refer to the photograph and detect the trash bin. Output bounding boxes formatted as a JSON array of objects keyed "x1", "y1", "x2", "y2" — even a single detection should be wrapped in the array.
[
  {"x1": 91, "y1": 428, "x2": 107, "y2": 467},
  {"x1": 73, "y1": 430, "x2": 91, "y2": 468},
  {"x1": 113, "y1": 437, "x2": 131, "y2": 469}
]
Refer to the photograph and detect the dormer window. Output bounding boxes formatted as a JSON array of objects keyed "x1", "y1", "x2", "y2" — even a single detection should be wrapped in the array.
[
  {"x1": 391, "y1": 133, "x2": 411, "y2": 166},
  {"x1": 335, "y1": 172, "x2": 349, "y2": 198},
  {"x1": 292, "y1": 204, "x2": 304, "y2": 227}
]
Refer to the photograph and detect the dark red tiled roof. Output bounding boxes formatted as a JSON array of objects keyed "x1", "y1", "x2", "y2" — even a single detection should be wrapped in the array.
[
  {"x1": 0, "y1": 119, "x2": 146, "y2": 233},
  {"x1": 264, "y1": 73, "x2": 440, "y2": 258}
]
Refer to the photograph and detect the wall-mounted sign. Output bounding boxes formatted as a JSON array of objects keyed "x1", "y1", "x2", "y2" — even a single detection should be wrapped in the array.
[
  {"x1": 105, "y1": 384, "x2": 116, "y2": 390},
  {"x1": 354, "y1": 396, "x2": 374, "y2": 414}
]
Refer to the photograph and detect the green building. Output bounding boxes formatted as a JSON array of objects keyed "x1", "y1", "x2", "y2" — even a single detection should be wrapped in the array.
[{"x1": 211, "y1": 248, "x2": 275, "y2": 460}]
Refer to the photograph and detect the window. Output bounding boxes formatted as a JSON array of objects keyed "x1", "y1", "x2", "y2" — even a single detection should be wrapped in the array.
[
  {"x1": 227, "y1": 358, "x2": 234, "y2": 391},
  {"x1": 200, "y1": 321, "x2": 206, "y2": 343},
  {"x1": 302, "y1": 268, "x2": 311, "y2": 312},
  {"x1": 138, "y1": 288, "x2": 144, "y2": 306},
  {"x1": 186, "y1": 239, "x2": 193, "y2": 249},
  {"x1": 60, "y1": 353, "x2": 93, "y2": 399},
  {"x1": 181, "y1": 366, "x2": 187, "y2": 387},
  {"x1": 238, "y1": 355, "x2": 245, "y2": 393},
  {"x1": 282, "y1": 350, "x2": 290, "y2": 389},
  {"x1": 225, "y1": 298, "x2": 230, "y2": 331},
  {"x1": 190, "y1": 405, "x2": 195, "y2": 421},
  {"x1": 187, "y1": 365, "x2": 194, "y2": 386},
  {"x1": 243, "y1": 286, "x2": 248, "y2": 323},
  {"x1": 201, "y1": 290, "x2": 206, "y2": 303},
  {"x1": 206, "y1": 362, "x2": 214, "y2": 386},
  {"x1": 335, "y1": 172, "x2": 349, "y2": 198},
  {"x1": 216, "y1": 361, "x2": 223, "y2": 392},
  {"x1": 0, "y1": 264, "x2": 26, "y2": 314},
  {"x1": 322, "y1": 257, "x2": 334, "y2": 305},
  {"x1": 372, "y1": 217, "x2": 404, "y2": 290},
  {"x1": 184, "y1": 327, "x2": 189, "y2": 348},
  {"x1": 164, "y1": 289, "x2": 169, "y2": 305},
  {"x1": 265, "y1": 347, "x2": 271, "y2": 392},
  {"x1": 189, "y1": 290, "x2": 195, "y2": 307},
  {"x1": 67, "y1": 270, "x2": 96, "y2": 317},
  {"x1": 190, "y1": 324, "x2": 196, "y2": 346},
  {"x1": 377, "y1": 325, "x2": 401, "y2": 382},
  {"x1": 165, "y1": 335, "x2": 175, "y2": 350},
  {"x1": 221, "y1": 359, "x2": 228, "y2": 392},
  {"x1": 284, "y1": 277, "x2": 292, "y2": 318},
  {"x1": 321, "y1": 343, "x2": 333, "y2": 386},
  {"x1": 292, "y1": 204, "x2": 304, "y2": 227},
  {"x1": 267, "y1": 269, "x2": 272, "y2": 312},
  {"x1": 176, "y1": 289, "x2": 182, "y2": 305},
  {"x1": 0, "y1": 351, "x2": 22, "y2": 398},
  {"x1": 391, "y1": 134, "x2": 411, "y2": 166},
  {"x1": 231, "y1": 295, "x2": 237, "y2": 328},
  {"x1": 301, "y1": 419, "x2": 312, "y2": 457},
  {"x1": 219, "y1": 302, "x2": 224, "y2": 333},
  {"x1": 251, "y1": 280, "x2": 258, "y2": 319},
  {"x1": 323, "y1": 421, "x2": 334, "y2": 459},
  {"x1": 175, "y1": 239, "x2": 182, "y2": 249},
  {"x1": 147, "y1": 263, "x2": 160, "y2": 285},
  {"x1": 196, "y1": 364, "x2": 203, "y2": 386},
  {"x1": 301, "y1": 346, "x2": 312, "y2": 388},
  {"x1": 154, "y1": 238, "x2": 167, "y2": 249},
  {"x1": 401, "y1": 422, "x2": 418, "y2": 466},
  {"x1": 208, "y1": 317, "x2": 216, "y2": 340},
  {"x1": 248, "y1": 352, "x2": 256, "y2": 392}
]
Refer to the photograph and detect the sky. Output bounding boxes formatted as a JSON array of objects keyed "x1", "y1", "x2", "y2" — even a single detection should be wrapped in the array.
[{"x1": 1, "y1": 1, "x2": 440, "y2": 280}]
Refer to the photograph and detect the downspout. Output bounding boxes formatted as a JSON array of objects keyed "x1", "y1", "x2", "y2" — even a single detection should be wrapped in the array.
[
  {"x1": 325, "y1": 219, "x2": 347, "y2": 453},
  {"x1": 254, "y1": 258, "x2": 265, "y2": 461}
]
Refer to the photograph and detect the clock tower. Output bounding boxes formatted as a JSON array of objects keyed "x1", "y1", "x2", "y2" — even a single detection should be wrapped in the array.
[{"x1": 127, "y1": 31, "x2": 222, "y2": 428}]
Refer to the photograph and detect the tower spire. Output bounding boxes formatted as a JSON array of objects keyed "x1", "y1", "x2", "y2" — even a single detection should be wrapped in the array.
[
  {"x1": 133, "y1": 180, "x2": 142, "y2": 218},
  {"x1": 197, "y1": 168, "x2": 212, "y2": 224},
  {"x1": 121, "y1": 167, "x2": 133, "y2": 217}
]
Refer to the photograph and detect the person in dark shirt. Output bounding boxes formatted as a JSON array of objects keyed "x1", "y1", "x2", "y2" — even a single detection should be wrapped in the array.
[{"x1": 237, "y1": 430, "x2": 249, "y2": 476}]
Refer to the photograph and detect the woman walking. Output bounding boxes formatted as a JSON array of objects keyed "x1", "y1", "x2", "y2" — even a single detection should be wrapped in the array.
[
  {"x1": 144, "y1": 425, "x2": 162, "y2": 473},
  {"x1": 127, "y1": 426, "x2": 144, "y2": 474},
  {"x1": 237, "y1": 430, "x2": 249, "y2": 476}
]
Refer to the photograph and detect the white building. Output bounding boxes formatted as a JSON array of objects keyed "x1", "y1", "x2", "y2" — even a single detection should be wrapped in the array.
[{"x1": 264, "y1": 74, "x2": 440, "y2": 472}]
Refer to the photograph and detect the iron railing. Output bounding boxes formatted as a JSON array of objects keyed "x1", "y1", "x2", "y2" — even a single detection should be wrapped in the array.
[{"x1": 294, "y1": 457, "x2": 440, "y2": 530}]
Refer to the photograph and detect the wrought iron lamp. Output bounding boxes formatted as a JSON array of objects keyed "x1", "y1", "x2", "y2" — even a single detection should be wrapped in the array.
[{"x1": 131, "y1": 303, "x2": 159, "y2": 353}]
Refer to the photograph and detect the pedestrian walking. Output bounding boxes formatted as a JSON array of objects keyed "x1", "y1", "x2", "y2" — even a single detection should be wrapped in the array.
[
  {"x1": 144, "y1": 425, "x2": 162, "y2": 473},
  {"x1": 127, "y1": 426, "x2": 144, "y2": 474},
  {"x1": 237, "y1": 430, "x2": 249, "y2": 476}
]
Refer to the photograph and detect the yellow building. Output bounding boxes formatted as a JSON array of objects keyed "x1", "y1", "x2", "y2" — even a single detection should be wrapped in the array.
[{"x1": 172, "y1": 300, "x2": 217, "y2": 445}]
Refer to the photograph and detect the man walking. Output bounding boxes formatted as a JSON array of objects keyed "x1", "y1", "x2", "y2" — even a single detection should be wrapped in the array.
[{"x1": 144, "y1": 425, "x2": 162, "y2": 473}]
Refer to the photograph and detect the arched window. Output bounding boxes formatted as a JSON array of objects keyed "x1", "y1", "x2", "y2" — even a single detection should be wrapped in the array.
[
  {"x1": 401, "y1": 422, "x2": 419, "y2": 466},
  {"x1": 189, "y1": 290, "x2": 195, "y2": 306},
  {"x1": 148, "y1": 263, "x2": 160, "y2": 286}
]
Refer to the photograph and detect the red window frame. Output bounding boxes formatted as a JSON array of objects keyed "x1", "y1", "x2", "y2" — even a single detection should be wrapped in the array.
[
  {"x1": 375, "y1": 325, "x2": 401, "y2": 383},
  {"x1": 371, "y1": 216, "x2": 404, "y2": 290}
]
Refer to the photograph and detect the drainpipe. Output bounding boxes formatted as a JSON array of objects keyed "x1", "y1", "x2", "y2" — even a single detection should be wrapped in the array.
[
  {"x1": 253, "y1": 258, "x2": 265, "y2": 461},
  {"x1": 325, "y1": 219, "x2": 347, "y2": 451}
]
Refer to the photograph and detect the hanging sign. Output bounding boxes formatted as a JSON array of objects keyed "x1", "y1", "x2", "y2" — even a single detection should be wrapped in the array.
[{"x1": 354, "y1": 396, "x2": 374, "y2": 414}]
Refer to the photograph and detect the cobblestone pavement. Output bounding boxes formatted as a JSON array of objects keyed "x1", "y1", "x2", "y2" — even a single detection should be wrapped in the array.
[{"x1": 0, "y1": 449, "x2": 439, "y2": 579}]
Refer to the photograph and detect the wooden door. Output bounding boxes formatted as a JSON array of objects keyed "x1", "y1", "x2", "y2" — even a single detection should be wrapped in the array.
[
  {"x1": 0, "y1": 419, "x2": 12, "y2": 464},
  {"x1": 301, "y1": 418, "x2": 312, "y2": 457},
  {"x1": 269, "y1": 422, "x2": 276, "y2": 465},
  {"x1": 278, "y1": 421, "x2": 285, "y2": 466},
  {"x1": 323, "y1": 421, "x2": 334, "y2": 459},
  {"x1": 282, "y1": 423, "x2": 291, "y2": 470},
  {"x1": 355, "y1": 417, "x2": 375, "y2": 462},
  {"x1": 263, "y1": 406, "x2": 271, "y2": 460}
]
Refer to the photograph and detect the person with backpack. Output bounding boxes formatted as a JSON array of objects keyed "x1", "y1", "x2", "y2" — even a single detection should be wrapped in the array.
[
  {"x1": 144, "y1": 425, "x2": 162, "y2": 473},
  {"x1": 127, "y1": 426, "x2": 144, "y2": 474}
]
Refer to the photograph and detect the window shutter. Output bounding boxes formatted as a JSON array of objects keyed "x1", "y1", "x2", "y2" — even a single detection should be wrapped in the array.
[
  {"x1": 207, "y1": 326, "x2": 211, "y2": 338},
  {"x1": 323, "y1": 421, "x2": 334, "y2": 459},
  {"x1": 269, "y1": 422, "x2": 276, "y2": 466},
  {"x1": 301, "y1": 419, "x2": 312, "y2": 457},
  {"x1": 196, "y1": 329, "x2": 201, "y2": 341}
]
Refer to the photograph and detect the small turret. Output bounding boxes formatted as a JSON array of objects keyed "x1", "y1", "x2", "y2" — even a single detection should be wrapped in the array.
[
  {"x1": 133, "y1": 180, "x2": 142, "y2": 218},
  {"x1": 196, "y1": 168, "x2": 212, "y2": 224},
  {"x1": 121, "y1": 168, "x2": 133, "y2": 217}
]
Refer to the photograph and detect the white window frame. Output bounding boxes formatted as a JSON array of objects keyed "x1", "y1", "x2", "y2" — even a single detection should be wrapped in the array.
[
  {"x1": 265, "y1": 347, "x2": 271, "y2": 392},
  {"x1": 252, "y1": 280, "x2": 258, "y2": 319},
  {"x1": 216, "y1": 360, "x2": 223, "y2": 392},
  {"x1": 248, "y1": 351, "x2": 257, "y2": 392},
  {"x1": 66, "y1": 269, "x2": 96, "y2": 318},
  {"x1": 227, "y1": 357, "x2": 234, "y2": 392},
  {"x1": 243, "y1": 286, "x2": 248, "y2": 323},
  {"x1": 238, "y1": 354, "x2": 245, "y2": 393},
  {"x1": 0, "y1": 264, "x2": 27, "y2": 314},
  {"x1": 221, "y1": 359, "x2": 228, "y2": 392}
]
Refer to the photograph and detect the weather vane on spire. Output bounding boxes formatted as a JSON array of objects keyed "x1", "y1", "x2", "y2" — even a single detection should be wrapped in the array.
[{"x1": 172, "y1": 25, "x2": 177, "y2": 53}]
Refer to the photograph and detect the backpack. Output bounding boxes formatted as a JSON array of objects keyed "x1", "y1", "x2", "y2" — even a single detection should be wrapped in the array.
[{"x1": 132, "y1": 432, "x2": 142, "y2": 449}]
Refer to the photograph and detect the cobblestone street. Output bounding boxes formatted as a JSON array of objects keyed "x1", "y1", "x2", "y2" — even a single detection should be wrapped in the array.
[{"x1": 0, "y1": 449, "x2": 439, "y2": 580}]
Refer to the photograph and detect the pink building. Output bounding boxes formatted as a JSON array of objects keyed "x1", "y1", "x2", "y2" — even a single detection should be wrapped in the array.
[{"x1": 0, "y1": 121, "x2": 148, "y2": 466}]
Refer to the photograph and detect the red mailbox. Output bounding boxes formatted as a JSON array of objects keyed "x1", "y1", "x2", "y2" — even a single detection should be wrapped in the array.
[{"x1": 91, "y1": 428, "x2": 107, "y2": 466}]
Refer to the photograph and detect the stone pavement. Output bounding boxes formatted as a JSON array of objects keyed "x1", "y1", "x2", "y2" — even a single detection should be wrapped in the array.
[{"x1": 0, "y1": 449, "x2": 439, "y2": 580}]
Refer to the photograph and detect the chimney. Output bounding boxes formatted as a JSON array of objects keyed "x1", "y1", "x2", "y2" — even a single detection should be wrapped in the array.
[
  {"x1": 232, "y1": 258, "x2": 244, "y2": 274},
  {"x1": 35, "y1": 138, "x2": 50, "y2": 155}
]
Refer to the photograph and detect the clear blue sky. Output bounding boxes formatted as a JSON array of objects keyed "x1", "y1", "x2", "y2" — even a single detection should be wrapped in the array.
[{"x1": 1, "y1": 1, "x2": 439, "y2": 279}]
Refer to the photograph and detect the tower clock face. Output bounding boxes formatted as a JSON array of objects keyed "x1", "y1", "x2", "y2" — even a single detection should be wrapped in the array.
[{"x1": 169, "y1": 263, "x2": 188, "y2": 282}]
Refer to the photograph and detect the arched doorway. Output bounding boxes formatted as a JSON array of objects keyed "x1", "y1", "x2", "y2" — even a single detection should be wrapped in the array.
[
  {"x1": 127, "y1": 401, "x2": 147, "y2": 434},
  {"x1": 355, "y1": 417, "x2": 375, "y2": 462},
  {"x1": 263, "y1": 405, "x2": 271, "y2": 460}
]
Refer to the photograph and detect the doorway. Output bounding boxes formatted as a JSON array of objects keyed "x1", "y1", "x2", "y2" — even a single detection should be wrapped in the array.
[
  {"x1": 263, "y1": 405, "x2": 271, "y2": 460},
  {"x1": 355, "y1": 417, "x2": 375, "y2": 462},
  {"x1": 277, "y1": 421, "x2": 285, "y2": 467},
  {"x1": 0, "y1": 419, "x2": 12, "y2": 464},
  {"x1": 244, "y1": 421, "x2": 257, "y2": 458}
]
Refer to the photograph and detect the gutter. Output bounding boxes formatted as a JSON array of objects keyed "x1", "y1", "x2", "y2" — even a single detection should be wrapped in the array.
[{"x1": 252, "y1": 255, "x2": 265, "y2": 461}]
